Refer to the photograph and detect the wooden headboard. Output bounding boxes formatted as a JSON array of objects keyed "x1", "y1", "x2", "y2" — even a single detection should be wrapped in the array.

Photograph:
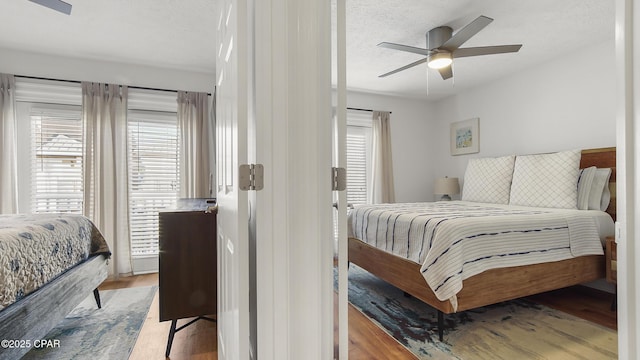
[{"x1": 580, "y1": 147, "x2": 616, "y2": 221}]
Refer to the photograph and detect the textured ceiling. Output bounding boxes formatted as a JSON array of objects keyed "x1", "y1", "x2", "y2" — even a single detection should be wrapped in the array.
[
  {"x1": 0, "y1": 0, "x2": 615, "y2": 100},
  {"x1": 343, "y1": 0, "x2": 615, "y2": 100},
  {"x1": 0, "y1": 0, "x2": 217, "y2": 73}
]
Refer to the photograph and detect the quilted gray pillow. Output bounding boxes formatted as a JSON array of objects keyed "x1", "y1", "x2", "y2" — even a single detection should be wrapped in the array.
[
  {"x1": 509, "y1": 150, "x2": 581, "y2": 209},
  {"x1": 589, "y1": 168, "x2": 612, "y2": 211},
  {"x1": 462, "y1": 155, "x2": 515, "y2": 204}
]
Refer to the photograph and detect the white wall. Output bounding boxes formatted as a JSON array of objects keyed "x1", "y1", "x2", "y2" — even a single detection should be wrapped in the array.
[
  {"x1": 430, "y1": 40, "x2": 617, "y2": 182},
  {"x1": 344, "y1": 41, "x2": 617, "y2": 204},
  {"x1": 0, "y1": 48, "x2": 215, "y2": 93},
  {"x1": 344, "y1": 91, "x2": 436, "y2": 202}
]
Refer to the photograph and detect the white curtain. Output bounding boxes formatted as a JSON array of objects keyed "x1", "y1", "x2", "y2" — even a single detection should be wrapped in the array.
[
  {"x1": 82, "y1": 82, "x2": 132, "y2": 277},
  {"x1": 0, "y1": 74, "x2": 18, "y2": 214},
  {"x1": 370, "y1": 111, "x2": 395, "y2": 204},
  {"x1": 177, "y1": 91, "x2": 213, "y2": 198}
]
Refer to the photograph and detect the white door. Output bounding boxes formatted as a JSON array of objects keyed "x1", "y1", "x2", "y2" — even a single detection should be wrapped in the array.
[{"x1": 215, "y1": 0, "x2": 250, "y2": 359}]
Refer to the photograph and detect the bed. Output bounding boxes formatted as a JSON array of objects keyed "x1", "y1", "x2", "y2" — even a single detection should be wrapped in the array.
[
  {"x1": 348, "y1": 147, "x2": 616, "y2": 340},
  {"x1": 0, "y1": 214, "x2": 111, "y2": 359}
]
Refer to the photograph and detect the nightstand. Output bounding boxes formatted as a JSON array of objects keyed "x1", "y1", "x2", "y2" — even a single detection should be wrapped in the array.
[{"x1": 605, "y1": 236, "x2": 617, "y2": 310}]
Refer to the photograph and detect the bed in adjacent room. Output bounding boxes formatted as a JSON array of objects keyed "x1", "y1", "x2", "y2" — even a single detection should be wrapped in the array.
[
  {"x1": 0, "y1": 213, "x2": 111, "y2": 359},
  {"x1": 348, "y1": 147, "x2": 616, "y2": 340}
]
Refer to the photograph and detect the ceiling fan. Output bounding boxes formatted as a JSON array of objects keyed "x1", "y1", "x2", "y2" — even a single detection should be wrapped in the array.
[
  {"x1": 378, "y1": 15, "x2": 522, "y2": 80},
  {"x1": 29, "y1": 0, "x2": 72, "y2": 15}
]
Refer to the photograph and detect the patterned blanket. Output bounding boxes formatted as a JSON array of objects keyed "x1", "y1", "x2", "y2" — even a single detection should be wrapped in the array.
[
  {"x1": 0, "y1": 214, "x2": 111, "y2": 311},
  {"x1": 349, "y1": 201, "x2": 605, "y2": 311}
]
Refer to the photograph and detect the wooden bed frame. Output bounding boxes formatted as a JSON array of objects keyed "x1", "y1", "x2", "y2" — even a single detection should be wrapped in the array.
[
  {"x1": 0, "y1": 254, "x2": 109, "y2": 359},
  {"x1": 348, "y1": 147, "x2": 616, "y2": 336}
]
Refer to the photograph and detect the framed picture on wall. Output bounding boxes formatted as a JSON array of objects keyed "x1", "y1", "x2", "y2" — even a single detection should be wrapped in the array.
[{"x1": 450, "y1": 118, "x2": 479, "y2": 155}]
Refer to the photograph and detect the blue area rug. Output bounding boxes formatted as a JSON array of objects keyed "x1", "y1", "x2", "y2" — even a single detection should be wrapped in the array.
[
  {"x1": 342, "y1": 265, "x2": 617, "y2": 359},
  {"x1": 23, "y1": 286, "x2": 157, "y2": 360}
]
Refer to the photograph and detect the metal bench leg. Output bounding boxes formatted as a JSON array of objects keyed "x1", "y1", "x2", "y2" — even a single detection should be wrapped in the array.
[{"x1": 93, "y1": 288, "x2": 102, "y2": 309}]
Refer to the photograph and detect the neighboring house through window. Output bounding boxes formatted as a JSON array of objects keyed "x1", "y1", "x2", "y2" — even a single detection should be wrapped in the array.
[{"x1": 30, "y1": 104, "x2": 83, "y2": 214}]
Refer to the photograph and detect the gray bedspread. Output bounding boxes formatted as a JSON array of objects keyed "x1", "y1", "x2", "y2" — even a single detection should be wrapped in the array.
[{"x1": 0, "y1": 214, "x2": 111, "y2": 310}]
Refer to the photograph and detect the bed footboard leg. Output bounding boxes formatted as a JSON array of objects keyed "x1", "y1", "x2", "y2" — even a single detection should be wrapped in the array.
[
  {"x1": 93, "y1": 288, "x2": 102, "y2": 309},
  {"x1": 437, "y1": 310, "x2": 444, "y2": 342}
]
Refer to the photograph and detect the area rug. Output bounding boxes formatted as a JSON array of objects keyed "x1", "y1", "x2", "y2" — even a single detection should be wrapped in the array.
[
  {"x1": 342, "y1": 265, "x2": 617, "y2": 359},
  {"x1": 23, "y1": 286, "x2": 157, "y2": 360}
]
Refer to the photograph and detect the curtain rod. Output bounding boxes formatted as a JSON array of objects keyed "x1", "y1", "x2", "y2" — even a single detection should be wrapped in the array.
[
  {"x1": 347, "y1": 107, "x2": 392, "y2": 114},
  {"x1": 15, "y1": 75, "x2": 212, "y2": 96}
]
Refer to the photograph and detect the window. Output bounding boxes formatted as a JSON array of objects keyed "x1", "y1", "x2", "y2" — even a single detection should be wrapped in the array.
[
  {"x1": 30, "y1": 104, "x2": 84, "y2": 214},
  {"x1": 333, "y1": 110, "x2": 373, "y2": 247},
  {"x1": 16, "y1": 79, "x2": 186, "y2": 274},
  {"x1": 127, "y1": 110, "x2": 179, "y2": 259},
  {"x1": 15, "y1": 78, "x2": 84, "y2": 214},
  {"x1": 126, "y1": 89, "x2": 180, "y2": 274},
  {"x1": 346, "y1": 111, "x2": 372, "y2": 206}
]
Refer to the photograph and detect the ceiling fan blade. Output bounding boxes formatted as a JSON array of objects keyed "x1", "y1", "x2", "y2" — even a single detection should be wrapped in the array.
[
  {"x1": 377, "y1": 42, "x2": 431, "y2": 56},
  {"x1": 441, "y1": 15, "x2": 493, "y2": 51},
  {"x1": 29, "y1": 0, "x2": 72, "y2": 15},
  {"x1": 438, "y1": 65, "x2": 453, "y2": 80},
  {"x1": 379, "y1": 57, "x2": 428, "y2": 78},
  {"x1": 453, "y1": 45, "x2": 522, "y2": 58}
]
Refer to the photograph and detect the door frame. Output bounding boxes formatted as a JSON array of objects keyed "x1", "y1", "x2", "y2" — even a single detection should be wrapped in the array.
[{"x1": 253, "y1": 0, "x2": 334, "y2": 358}]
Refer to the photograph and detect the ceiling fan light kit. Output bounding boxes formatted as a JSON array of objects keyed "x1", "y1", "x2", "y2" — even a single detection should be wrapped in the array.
[
  {"x1": 427, "y1": 52, "x2": 452, "y2": 69},
  {"x1": 378, "y1": 15, "x2": 522, "y2": 80}
]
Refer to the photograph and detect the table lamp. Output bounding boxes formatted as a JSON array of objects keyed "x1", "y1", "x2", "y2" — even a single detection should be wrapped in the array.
[{"x1": 434, "y1": 176, "x2": 460, "y2": 201}]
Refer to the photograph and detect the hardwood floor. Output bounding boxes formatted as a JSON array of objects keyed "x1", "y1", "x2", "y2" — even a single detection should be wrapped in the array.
[
  {"x1": 100, "y1": 274, "x2": 617, "y2": 360},
  {"x1": 526, "y1": 285, "x2": 617, "y2": 330},
  {"x1": 100, "y1": 273, "x2": 217, "y2": 360}
]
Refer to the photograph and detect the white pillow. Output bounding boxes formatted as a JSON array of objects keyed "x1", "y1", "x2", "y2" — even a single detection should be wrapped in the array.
[
  {"x1": 509, "y1": 150, "x2": 581, "y2": 209},
  {"x1": 461, "y1": 155, "x2": 515, "y2": 204},
  {"x1": 577, "y1": 166, "x2": 596, "y2": 210},
  {"x1": 589, "y1": 168, "x2": 612, "y2": 211}
]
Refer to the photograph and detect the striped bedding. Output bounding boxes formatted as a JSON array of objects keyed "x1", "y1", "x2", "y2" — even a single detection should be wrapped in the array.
[
  {"x1": 0, "y1": 214, "x2": 111, "y2": 311},
  {"x1": 348, "y1": 201, "x2": 607, "y2": 311}
]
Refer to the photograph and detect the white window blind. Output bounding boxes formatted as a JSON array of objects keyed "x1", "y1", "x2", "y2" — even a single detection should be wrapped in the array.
[
  {"x1": 346, "y1": 111, "x2": 372, "y2": 206},
  {"x1": 128, "y1": 109, "x2": 179, "y2": 258},
  {"x1": 16, "y1": 78, "x2": 82, "y2": 214},
  {"x1": 30, "y1": 104, "x2": 83, "y2": 214}
]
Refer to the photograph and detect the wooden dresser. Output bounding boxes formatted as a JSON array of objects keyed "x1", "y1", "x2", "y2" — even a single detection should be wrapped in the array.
[{"x1": 158, "y1": 198, "x2": 217, "y2": 356}]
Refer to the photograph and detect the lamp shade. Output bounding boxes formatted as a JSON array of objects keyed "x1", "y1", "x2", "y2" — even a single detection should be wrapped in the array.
[{"x1": 434, "y1": 177, "x2": 460, "y2": 200}]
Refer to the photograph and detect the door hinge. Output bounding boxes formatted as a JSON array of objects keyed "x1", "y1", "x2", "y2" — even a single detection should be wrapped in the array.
[
  {"x1": 239, "y1": 164, "x2": 264, "y2": 191},
  {"x1": 332, "y1": 167, "x2": 346, "y2": 191}
]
